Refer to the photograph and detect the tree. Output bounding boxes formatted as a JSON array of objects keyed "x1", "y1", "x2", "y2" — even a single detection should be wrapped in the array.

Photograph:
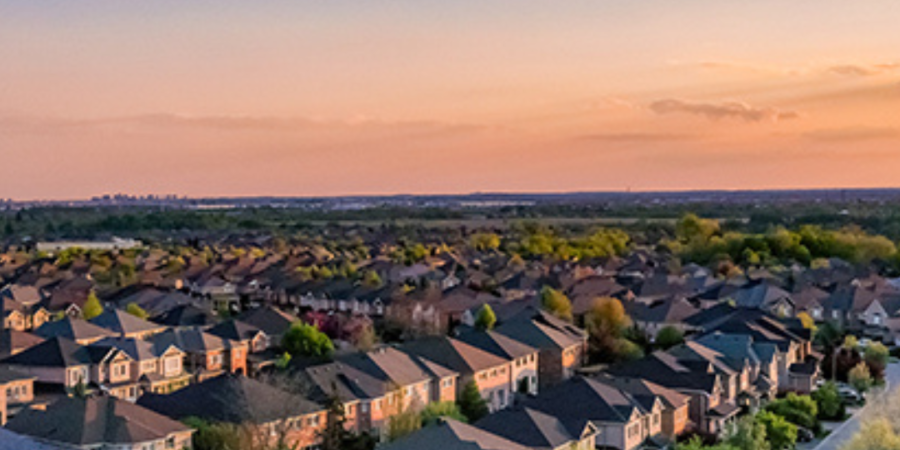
[
  {"x1": 363, "y1": 270, "x2": 383, "y2": 288},
  {"x1": 539, "y1": 286, "x2": 572, "y2": 321},
  {"x1": 865, "y1": 342, "x2": 890, "y2": 381},
  {"x1": 724, "y1": 415, "x2": 769, "y2": 450},
  {"x1": 457, "y1": 381, "x2": 489, "y2": 422},
  {"x1": 755, "y1": 411, "x2": 797, "y2": 450},
  {"x1": 812, "y1": 381, "x2": 845, "y2": 420},
  {"x1": 843, "y1": 335, "x2": 860, "y2": 352},
  {"x1": 82, "y1": 291, "x2": 103, "y2": 320},
  {"x1": 655, "y1": 326, "x2": 684, "y2": 350},
  {"x1": 796, "y1": 311, "x2": 817, "y2": 337},
  {"x1": 849, "y1": 362, "x2": 873, "y2": 394},
  {"x1": 586, "y1": 296, "x2": 635, "y2": 363},
  {"x1": 765, "y1": 393, "x2": 818, "y2": 431},
  {"x1": 282, "y1": 322, "x2": 334, "y2": 358},
  {"x1": 474, "y1": 304, "x2": 497, "y2": 331},
  {"x1": 387, "y1": 408, "x2": 421, "y2": 442},
  {"x1": 421, "y1": 402, "x2": 466, "y2": 426},
  {"x1": 125, "y1": 302, "x2": 150, "y2": 320},
  {"x1": 184, "y1": 417, "x2": 244, "y2": 450}
]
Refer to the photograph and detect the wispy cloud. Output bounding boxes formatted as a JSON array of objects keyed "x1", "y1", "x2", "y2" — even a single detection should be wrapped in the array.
[
  {"x1": 649, "y1": 99, "x2": 799, "y2": 123},
  {"x1": 575, "y1": 132, "x2": 694, "y2": 143},
  {"x1": 826, "y1": 63, "x2": 900, "y2": 77},
  {"x1": 804, "y1": 127, "x2": 900, "y2": 142}
]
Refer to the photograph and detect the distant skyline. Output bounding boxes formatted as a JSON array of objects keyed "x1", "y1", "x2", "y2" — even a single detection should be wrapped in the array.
[{"x1": 2, "y1": 0, "x2": 899, "y2": 200}]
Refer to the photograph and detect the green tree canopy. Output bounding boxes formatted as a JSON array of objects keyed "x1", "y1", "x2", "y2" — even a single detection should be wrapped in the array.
[
  {"x1": 655, "y1": 326, "x2": 684, "y2": 350},
  {"x1": 421, "y1": 401, "x2": 466, "y2": 427},
  {"x1": 282, "y1": 322, "x2": 334, "y2": 358},
  {"x1": 82, "y1": 291, "x2": 103, "y2": 320},
  {"x1": 540, "y1": 286, "x2": 573, "y2": 322},
  {"x1": 125, "y1": 302, "x2": 150, "y2": 320},
  {"x1": 849, "y1": 362, "x2": 873, "y2": 393},
  {"x1": 457, "y1": 381, "x2": 489, "y2": 422},
  {"x1": 755, "y1": 411, "x2": 797, "y2": 450},
  {"x1": 474, "y1": 304, "x2": 497, "y2": 331}
]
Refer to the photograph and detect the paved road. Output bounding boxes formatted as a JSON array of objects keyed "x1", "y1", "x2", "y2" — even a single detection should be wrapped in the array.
[{"x1": 811, "y1": 363, "x2": 900, "y2": 450}]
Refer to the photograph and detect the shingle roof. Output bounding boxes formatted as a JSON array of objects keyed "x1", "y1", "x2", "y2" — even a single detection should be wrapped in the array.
[
  {"x1": 523, "y1": 376, "x2": 645, "y2": 424},
  {"x1": 379, "y1": 419, "x2": 531, "y2": 450},
  {"x1": 137, "y1": 374, "x2": 321, "y2": 424},
  {"x1": 206, "y1": 319, "x2": 264, "y2": 342},
  {"x1": 34, "y1": 317, "x2": 116, "y2": 342},
  {"x1": 454, "y1": 329, "x2": 538, "y2": 360},
  {"x1": 1, "y1": 337, "x2": 92, "y2": 367},
  {"x1": 401, "y1": 336, "x2": 509, "y2": 374},
  {"x1": 236, "y1": 306, "x2": 297, "y2": 336},
  {"x1": 476, "y1": 407, "x2": 594, "y2": 450},
  {"x1": 90, "y1": 309, "x2": 166, "y2": 336},
  {"x1": 6, "y1": 395, "x2": 191, "y2": 446}
]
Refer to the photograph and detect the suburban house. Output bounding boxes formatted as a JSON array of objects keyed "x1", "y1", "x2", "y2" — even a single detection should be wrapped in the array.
[
  {"x1": 0, "y1": 337, "x2": 94, "y2": 394},
  {"x1": 139, "y1": 374, "x2": 325, "y2": 450},
  {"x1": 236, "y1": 305, "x2": 298, "y2": 344},
  {"x1": 455, "y1": 329, "x2": 540, "y2": 395},
  {"x1": 522, "y1": 376, "x2": 664, "y2": 450},
  {"x1": 494, "y1": 308, "x2": 586, "y2": 388},
  {"x1": 6, "y1": 394, "x2": 194, "y2": 450},
  {"x1": 91, "y1": 336, "x2": 191, "y2": 395},
  {"x1": 207, "y1": 319, "x2": 275, "y2": 375},
  {"x1": 0, "y1": 367, "x2": 35, "y2": 425},
  {"x1": 380, "y1": 419, "x2": 531, "y2": 450},
  {"x1": 402, "y1": 336, "x2": 516, "y2": 413},
  {"x1": 476, "y1": 407, "x2": 599, "y2": 450},
  {"x1": 150, "y1": 328, "x2": 249, "y2": 380},
  {"x1": 597, "y1": 375, "x2": 692, "y2": 441}
]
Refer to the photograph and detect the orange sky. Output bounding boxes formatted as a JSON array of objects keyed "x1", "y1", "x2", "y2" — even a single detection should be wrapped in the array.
[{"x1": 1, "y1": 1, "x2": 898, "y2": 200}]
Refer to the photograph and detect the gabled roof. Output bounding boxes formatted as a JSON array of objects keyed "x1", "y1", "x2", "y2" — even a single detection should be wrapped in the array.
[
  {"x1": 0, "y1": 427, "x2": 62, "y2": 450},
  {"x1": 605, "y1": 351, "x2": 721, "y2": 394},
  {"x1": 149, "y1": 328, "x2": 238, "y2": 353},
  {"x1": 476, "y1": 407, "x2": 595, "y2": 450},
  {"x1": 495, "y1": 307, "x2": 585, "y2": 351},
  {"x1": 338, "y1": 346, "x2": 455, "y2": 388},
  {"x1": 380, "y1": 419, "x2": 530, "y2": 450},
  {"x1": 7, "y1": 395, "x2": 191, "y2": 446},
  {"x1": 91, "y1": 337, "x2": 181, "y2": 361},
  {"x1": 2, "y1": 337, "x2": 93, "y2": 368},
  {"x1": 206, "y1": 319, "x2": 265, "y2": 342},
  {"x1": 0, "y1": 328, "x2": 45, "y2": 357},
  {"x1": 523, "y1": 376, "x2": 645, "y2": 424},
  {"x1": 90, "y1": 309, "x2": 166, "y2": 336},
  {"x1": 34, "y1": 317, "x2": 116, "y2": 342},
  {"x1": 401, "y1": 336, "x2": 509, "y2": 375},
  {"x1": 454, "y1": 329, "x2": 538, "y2": 360},
  {"x1": 235, "y1": 306, "x2": 297, "y2": 336},
  {"x1": 150, "y1": 303, "x2": 218, "y2": 327},
  {"x1": 138, "y1": 374, "x2": 321, "y2": 424},
  {"x1": 596, "y1": 375, "x2": 690, "y2": 411}
]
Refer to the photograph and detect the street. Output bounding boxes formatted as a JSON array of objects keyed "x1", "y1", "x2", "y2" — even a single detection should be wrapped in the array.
[{"x1": 808, "y1": 363, "x2": 900, "y2": 450}]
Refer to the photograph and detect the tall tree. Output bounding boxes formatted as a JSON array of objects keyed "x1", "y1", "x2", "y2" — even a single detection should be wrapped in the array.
[
  {"x1": 282, "y1": 322, "x2": 334, "y2": 358},
  {"x1": 539, "y1": 286, "x2": 572, "y2": 322},
  {"x1": 457, "y1": 381, "x2": 489, "y2": 422},
  {"x1": 474, "y1": 304, "x2": 497, "y2": 331},
  {"x1": 82, "y1": 291, "x2": 103, "y2": 320}
]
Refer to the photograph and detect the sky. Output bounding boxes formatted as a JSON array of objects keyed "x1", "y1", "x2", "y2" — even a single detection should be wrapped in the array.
[{"x1": 1, "y1": 0, "x2": 899, "y2": 200}]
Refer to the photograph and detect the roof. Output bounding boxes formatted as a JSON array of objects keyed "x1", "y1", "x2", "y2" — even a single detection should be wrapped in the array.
[
  {"x1": 90, "y1": 309, "x2": 166, "y2": 336},
  {"x1": 476, "y1": 407, "x2": 595, "y2": 450},
  {"x1": 0, "y1": 366, "x2": 36, "y2": 384},
  {"x1": 1, "y1": 337, "x2": 92, "y2": 368},
  {"x1": 596, "y1": 375, "x2": 690, "y2": 410},
  {"x1": 149, "y1": 328, "x2": 238, "y2": 353},
  {"x1": 6, "y1": 395, "x2": 192, "y2": 446},
  {"x1": 236, "y1": 306, "x2": 297, "y2": 336},
  {"x1": 454, "y1": 329, "x2": 538, "y2": 360},
  {"x1": 150, "y1": 303, "x2": 218, "y2": 327},
  {"x1": 34, "y1": 317, "x2": 116, "y2": 342},
  {"x1": 340, "y1": 346, "x2": 455, "y2": 388},
  {"x1": 495, "y1": 307, "x2": 585, "y2": 351},
  {"x1": 605, "y1": 351, "x2": 721, "y2": 394},
  {"x1": 137, "y1": 374, "x2": 322, "y2": 424},
  {"x1": 523, "y1": 376, "x2": 646, "y2": 424},
  {"x1": 401, "y1": 336, "x2": 509, "y2": 374},
  {"x1": 0, "y1": 428, "x2": 64, "y2": 450},
  {"x1": 91, "y1": 336, "x2": 181, "y2": 361},
  {"x1": 379, "y1": 419, "x2": 531, "y2": 450},
  {"x1": 206, "y1": 319, "x2": 265, "y2": 342},
  {"x1": 0, "y1": 328, "x2": 45, "y2": 357}
]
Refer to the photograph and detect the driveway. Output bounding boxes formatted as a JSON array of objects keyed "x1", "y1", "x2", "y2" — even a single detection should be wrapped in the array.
[{"x1": 810, "y1": 363, "x2": 900, "y2": 450}]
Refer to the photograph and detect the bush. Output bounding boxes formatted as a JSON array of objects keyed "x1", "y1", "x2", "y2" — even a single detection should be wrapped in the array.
[
  {"x1": 765, "y1": 393, "x2": 819, "y2": 432},
  {"x1": 756, "y1": 411, "x2": 797, "y2": 450},
  {"x1": 849, "y1": 362, "x2": 873, "y2": 394},
  {"x1": 281, "y1": 322, "x2": 334, "y2": 358},
  {"x1": 812, "y1": 381, "x2": 846, "y2": 421},
  {"x1": 655, "y1": 326, "x2": 685, "y2": 350}
]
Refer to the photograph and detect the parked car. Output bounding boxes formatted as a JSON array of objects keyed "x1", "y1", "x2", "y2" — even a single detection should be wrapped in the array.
[
  {"x1": 838, "y1": 387, "x2": 863, "y2": 405},
  {"x1": 797, "y1": 427, "x2": 815, "y2": 443}
]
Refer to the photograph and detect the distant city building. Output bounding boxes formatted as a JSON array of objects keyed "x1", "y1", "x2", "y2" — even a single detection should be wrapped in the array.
[{"x1": 36, "y1": 237, "x2": 142, "y2": 253}]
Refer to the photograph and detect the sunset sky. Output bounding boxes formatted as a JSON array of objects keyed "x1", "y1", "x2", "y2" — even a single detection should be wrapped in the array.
[{"x1": 1, "y1": 0, "x2": 899, "y2": 200}]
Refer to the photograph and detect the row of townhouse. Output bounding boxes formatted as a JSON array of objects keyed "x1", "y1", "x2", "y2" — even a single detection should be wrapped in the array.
[{"x1": 608, "y1": 305, "x2": 819, "y2": 438}]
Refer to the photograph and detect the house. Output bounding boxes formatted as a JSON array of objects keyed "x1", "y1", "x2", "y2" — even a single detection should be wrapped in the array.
[
  {"x1": 149, "y1": 328, "x2": 249, "y2": 380},
  {"x1": 6, "y1": 395, "x2": 193, "y2": 450},
  {"x1": 0, "y1": 367, "x2": 35, "y2": 425},
  {"x1": 0, "y1": 337, "x2": 94, "y2": 394},
  {"x1": 730, "y1": 281, "x2": 795, "y2": 317},
  {"x1": 455, "y1": 329, "x2": 540, "y2": 395},
  {"x1": 521, "y1": 376, "x2": 664, "y2": 450},
  {"x1": 597, "y1": 375, "x2": 692, "y2": 441},
  {"x1": 300, "y1": 346, "x2": 458, "y2": 438},
  {"x1": 34, "y1": 317, "x2": 116, "y2": 345},
  {"x1": 627, "y1": 296, "x2": 699, "y2": 337},
  {"x1": 91, "y1": 337, "x2": 190, "y2": 395},
  {"x1": 379, "y1": 419, "x2": 531, "y2": 450},
  {"x1": 151, "y1": 303, "x2": 218, "y2": 328},
  {"x1": 206, "y1": 319, "x2": 275, "y2": 375},
  {"x1": 139, "y1": 374, "x2": 325, "y2": 450},
  {"x1": 1, "y1": 287, "x2": 50, "y2": 331},
  {"x1": 494, "y1": 307, "x2": 586, "y2": 388},
  {"x1": 475, "y1": 407, "x2": 599, "y2": 450},
  {"x1": 402, "y1": 336, "x2": 515, "y2": 413},
  {"x1": 89, "y1": 308, "x2": 168, "y2": 339},
  {"x1": 605, "y1": 351, "x2": 736, "y2": 435},
  {"x1": 236, "y1": 305, "x2": 298, "y2": 343}
]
